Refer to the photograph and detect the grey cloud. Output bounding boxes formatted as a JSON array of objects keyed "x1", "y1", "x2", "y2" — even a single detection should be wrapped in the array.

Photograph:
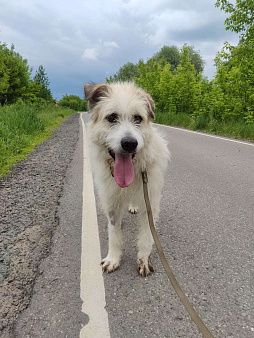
[{"x1": 0, "y1": 0, "x2": 240, "y2": 100}]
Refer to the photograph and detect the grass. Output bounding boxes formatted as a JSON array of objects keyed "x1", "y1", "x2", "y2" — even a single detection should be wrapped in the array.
[
  {"x1": 155, "y1": 111, "x2": 254, "y2": 141},
  {"x1": 0, "y1": 103, "x2": 75, "y2": 177},
  {"x1": 1, "y1": 105, "x2": 253, "y2": 178}
]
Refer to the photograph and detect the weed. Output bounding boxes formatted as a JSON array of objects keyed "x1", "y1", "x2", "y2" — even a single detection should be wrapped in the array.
[
  {"x1": 155, "y1": 111, "x2": 254, "y2": 141},
  {"x1": 0, "y1": 103, "x2": 75, "y2": 177}
]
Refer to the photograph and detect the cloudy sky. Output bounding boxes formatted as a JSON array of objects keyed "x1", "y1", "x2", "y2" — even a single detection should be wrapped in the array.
[{"x1": 0, "y1": 0, "x2": 239, "y2": 100}]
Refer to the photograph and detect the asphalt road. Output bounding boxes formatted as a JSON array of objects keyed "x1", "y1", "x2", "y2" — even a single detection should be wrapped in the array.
[
  {"x1": 8, "y1": 116, "x2": 86, "y2": 338},
  {"x1": 10, "y1": 114, "x2": 254, "y2": 337}
]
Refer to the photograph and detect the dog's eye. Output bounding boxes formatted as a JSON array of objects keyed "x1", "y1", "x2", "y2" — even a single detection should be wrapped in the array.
[
  {"x1": 133, "y1": 115, "x2": 142, "y2": 124},
  {"x1": 106, "y1": 113, "x2": 118, "y2": 124}
]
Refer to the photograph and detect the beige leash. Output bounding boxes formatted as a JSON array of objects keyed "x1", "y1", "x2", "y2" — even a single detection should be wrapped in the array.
[{"x1": 142, "y1": 170, "x2": 214, "y2": 338}]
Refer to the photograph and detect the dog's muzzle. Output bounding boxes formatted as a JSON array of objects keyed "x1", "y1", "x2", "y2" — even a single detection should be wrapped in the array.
[
  {"x1": 108, "y1": 136, "x2": 137, "y2": 161},
  {"x1": 121, "y1": 136, "x2": 138, "y2": 153},
  {"x1": 108, "y1": 137, "x2": 137, "y2": 188}
]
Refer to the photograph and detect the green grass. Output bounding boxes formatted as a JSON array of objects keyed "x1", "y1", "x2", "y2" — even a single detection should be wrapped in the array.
[
  {"x1": 0, "y1": 103, "x2": 75, "y2": 177},
  {"x1": 155, "y1": 111, "x2": 254, "y2": 141},
  {"x1": 1, "y1": 105, "x2": 253, "y2": 178}
]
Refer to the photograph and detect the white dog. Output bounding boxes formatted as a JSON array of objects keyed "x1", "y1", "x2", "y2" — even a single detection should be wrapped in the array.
[{"x1": 84, "y1": 82, "x2": 169, "y2": 277}]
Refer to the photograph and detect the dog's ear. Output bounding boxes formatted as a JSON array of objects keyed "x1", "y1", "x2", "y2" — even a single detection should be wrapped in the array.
[
  {"x1": 84, "y1": 83, "x2": 110, "y2": 110},
  {"x1": 145, "y1": 93, "x2": 155, "y2": 120}
]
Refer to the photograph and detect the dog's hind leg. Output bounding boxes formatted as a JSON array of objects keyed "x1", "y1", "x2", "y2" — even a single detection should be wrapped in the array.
[{"x1": 101, "y1": 208, "x2": 123, "y2": 273}]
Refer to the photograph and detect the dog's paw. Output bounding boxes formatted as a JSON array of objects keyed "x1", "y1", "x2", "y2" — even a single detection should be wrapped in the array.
[
  {"x1": 137, "y1": 258, "x2": 155, "y2": 277},
  {"x1": 101, "y1": 257, "x2": 120, "y2": 273},
  {"x1": 128, "y1": 206, "x2": 139, "y2": 214}
]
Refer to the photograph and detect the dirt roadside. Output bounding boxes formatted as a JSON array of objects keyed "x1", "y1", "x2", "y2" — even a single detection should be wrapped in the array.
[{"x1": 0, "y1": 113, "x2": 79, "y2": 336}]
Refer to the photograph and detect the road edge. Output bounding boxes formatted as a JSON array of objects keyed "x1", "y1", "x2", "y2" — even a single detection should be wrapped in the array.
[{"x1": 79, "y1": 113, "x2": 110, "y2": 338}]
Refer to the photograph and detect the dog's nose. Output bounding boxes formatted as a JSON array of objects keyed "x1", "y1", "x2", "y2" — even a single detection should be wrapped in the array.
[{"x1": 121, "y1": 136, "x2": 138, "y2": 153}]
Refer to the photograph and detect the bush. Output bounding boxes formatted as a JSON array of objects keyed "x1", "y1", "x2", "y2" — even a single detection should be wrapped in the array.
[{"x1": 58, "y1": 95, "x2": 87, "y2": 111}]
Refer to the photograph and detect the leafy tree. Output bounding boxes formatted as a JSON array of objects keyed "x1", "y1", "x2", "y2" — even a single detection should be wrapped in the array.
[
  {"x1": 157, "y1": 63, "x2": 174, "y2": 112},
  {"x1": 0, "y1": 42, "x2": 31, "y2": 105},
  {"x1": 215, "y1": 0, "x2": 254, "y2": 41},
  {"x1": 105, "y1": 36, "x2": 253, "y2": 125},
  {"x1": 0, "y1": 43, "x2": 10, "y2": 96},
  {"x1": 208, "y1": 41, "x2": 254, "y2": 122},
  {"x1": 209, "y1": 1, "x2": 254, "y2": 123},
  {"x1": 31, "y1": 81, "x2": 53, "y2": 102},
  {"x1": 58, "y1": 95, "x2": 87, "y2": 111},
  {"x1": 183, "y1": 45, "x2": 205, "y2": 74},
  {"x1": 34, "y1": 65, "x2": 50, "y2": 88},
  {"x1": 135, "y1": 46, "x2": 203, "y2": 115},
  {"x1": 173, "y1": 46, "x2": 202, "y2": 114},
  {"x1": 106, "y1": 62, "x2": 140, "y2": 83},
  {"x1": 152, "y1": 45, "x2": 204, "y2": 74},
  {"x1": 153, "y1": 45, "x2": 180, "y2": 71},
  {"x1": 0, "y1": 43, "x2": 54, "y2": 105},
  {"x1": 135, "y1": 58, "x2": 162, "y2": 104},
  {"x1": 32, "y1": 65, "x2": 54, "y2": 102}
]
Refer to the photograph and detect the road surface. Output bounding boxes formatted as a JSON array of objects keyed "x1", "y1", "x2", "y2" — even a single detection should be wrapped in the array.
[{"x1": 9, "y1": 113, "x2": 254, "y2": 337}]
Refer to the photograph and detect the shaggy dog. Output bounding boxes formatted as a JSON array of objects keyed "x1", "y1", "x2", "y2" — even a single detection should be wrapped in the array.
[{"x1": 84, "y1": 82, "x2": 169, "y2": 277}]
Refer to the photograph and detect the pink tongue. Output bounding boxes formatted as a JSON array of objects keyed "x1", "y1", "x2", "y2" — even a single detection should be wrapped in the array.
[{"x1": 114, "y1": 153, "x2": 135, "y2": 188}]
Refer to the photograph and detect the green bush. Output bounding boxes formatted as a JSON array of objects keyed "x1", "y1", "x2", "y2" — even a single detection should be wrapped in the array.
[{"x1": 58, "y1": 95, "x2": 87, "y2": 111}]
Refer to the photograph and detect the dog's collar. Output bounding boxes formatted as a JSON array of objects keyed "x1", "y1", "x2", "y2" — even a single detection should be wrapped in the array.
[{"x1": 106, "y1": 156, "x2": 115, "y2": 177}]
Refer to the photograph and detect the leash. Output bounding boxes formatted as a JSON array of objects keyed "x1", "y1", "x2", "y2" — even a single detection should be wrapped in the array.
[{"x1": 141, "y1": 170, "x2": 214, "y2": 338}]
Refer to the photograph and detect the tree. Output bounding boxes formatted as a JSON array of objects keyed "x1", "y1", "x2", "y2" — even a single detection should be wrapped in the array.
[
  {"x1": 153, "y1": 45, "x2": 180, "y2": 71},
  {"x1": 135, "y1": 58, "x2": 162, "y2": 105},
  {"x1": 0, "y1": 42, "x2": 31, "y2": 105},
  {"x1": 135, "y1": 47, "x2": 203, "y2": 115},
  {"x1": 215, "y1": 0, "x2": 254, "y2": 41},
  {"x1": 173, "y1": 45, "x2": 202, "y2": 114},
  {"x1": 183, "y1": 45, "x2": 205, "y2": 74},
  {"x1": 58, "y1": 95, "x2": 87, "y2": 111},
  {"x1": 211, "y1": 0, "x2": 254, "y2": 123},
  {"x1": 106, "y1": 62, "x2": 140, "y2": 83},
  {"x1": 34, "y1": 65, "x2": 50, "y2": 88},
  {"x1": 158, "y1": 63, "x2": 174, "y2": 112},
  {"x1": 0, "y1": 43, "x2": 55, "y2": 105},
  {"x1": 33, "y1": 65, "x2": 53, "y2": 102},
  {"x1": 0, "y1": 43, "x2": 10, "y2": 97},
  {"x1": 152, "y1": 45, "x2": 204, "y2": 74}
]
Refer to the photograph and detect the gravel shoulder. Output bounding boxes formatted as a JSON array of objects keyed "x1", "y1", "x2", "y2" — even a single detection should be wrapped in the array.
[{"x1": 0, "y1": 113, "x2": 79, "y2": 336}]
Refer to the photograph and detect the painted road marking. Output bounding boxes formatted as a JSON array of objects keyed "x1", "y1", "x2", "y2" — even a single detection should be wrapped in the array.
[
  {"x1": 80, "y1": 114, "x2": 110, "y2": 338},
  {"x1": 157, "y1": 124, "x2": 254, "y2": 147}
]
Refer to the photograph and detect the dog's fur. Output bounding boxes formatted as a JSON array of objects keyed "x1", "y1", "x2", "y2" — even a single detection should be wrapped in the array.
[{"x1": 84, "y1": 82, "x2": 169, "y2": 277}]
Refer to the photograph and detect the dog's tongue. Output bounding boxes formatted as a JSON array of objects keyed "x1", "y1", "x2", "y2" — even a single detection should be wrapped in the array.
[{"x1": 114, "y1": 153, "x2": 134, "y2": 188}]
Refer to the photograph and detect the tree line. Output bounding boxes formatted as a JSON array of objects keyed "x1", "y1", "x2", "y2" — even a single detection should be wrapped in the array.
[
  {"x1": 0, "y1": 42, "x2": 54, "y2": 105},
  {"x1": 107, "y1": 0, "x2": 254, "y2": 126},
  {"x1": 0, "y1": 42, "x2": 86, "y2": 110}
]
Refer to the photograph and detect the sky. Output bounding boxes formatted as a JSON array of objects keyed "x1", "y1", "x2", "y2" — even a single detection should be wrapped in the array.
[{"x1": 0, "y1": 0, "x2": 240, "y2": 100}]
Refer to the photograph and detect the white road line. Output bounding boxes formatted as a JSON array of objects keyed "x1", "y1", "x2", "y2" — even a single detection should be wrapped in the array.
[
  {"x1": 80, "y1": 114, "x2": 110, "y2": 338},
  {"x1": 156, "y1": 124, "x2": 254, "y2": 147}
]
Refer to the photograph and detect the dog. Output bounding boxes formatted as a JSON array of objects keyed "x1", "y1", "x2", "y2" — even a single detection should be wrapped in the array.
[{"x1": 84, "y1": 82, "x2": 169, "y2": 277}]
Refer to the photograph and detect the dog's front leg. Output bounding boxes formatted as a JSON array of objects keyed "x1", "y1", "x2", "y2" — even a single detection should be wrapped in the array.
[
  {"x1": 101, "y1": 209, "x2": 123, "y2": 273},
  {"x1": 137, "y1": 209, "x2": 155, "y2": 277}
]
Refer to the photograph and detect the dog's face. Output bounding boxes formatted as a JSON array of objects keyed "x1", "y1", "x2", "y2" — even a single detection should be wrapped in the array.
[{"x1": 84, "y1": 82, "x2": 155, "y2": 188}]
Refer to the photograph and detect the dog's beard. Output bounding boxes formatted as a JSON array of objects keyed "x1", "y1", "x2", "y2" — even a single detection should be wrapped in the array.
[{"x1": 108, "y1": 150, "x2": 135, "y2": 188}]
